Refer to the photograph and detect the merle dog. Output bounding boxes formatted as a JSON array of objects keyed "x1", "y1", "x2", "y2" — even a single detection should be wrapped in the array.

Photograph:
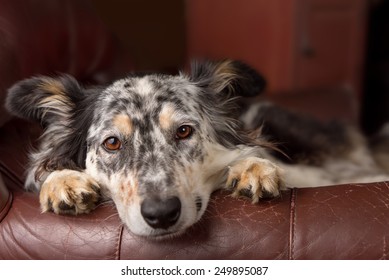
[{"x1": 6, "y1": 60, "x2": 389, "y2": 238}]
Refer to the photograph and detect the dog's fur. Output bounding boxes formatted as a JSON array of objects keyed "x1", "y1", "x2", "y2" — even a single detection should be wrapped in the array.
[{"x1": 5, "y1": 60, "x2": 389, "y2": 238}]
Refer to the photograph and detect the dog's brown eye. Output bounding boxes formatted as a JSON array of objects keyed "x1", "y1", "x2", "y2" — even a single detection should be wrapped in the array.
[
  {"x1": 176, "y1": 125, "x2": 193, "y2": 140},
  {"x1": 103, "y1": 137, "x2": 122, "y2": 151}
]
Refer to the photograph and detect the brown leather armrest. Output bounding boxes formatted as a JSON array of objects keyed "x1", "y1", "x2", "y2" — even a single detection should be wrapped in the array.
[{"x1": 1, "y1": 181, "x2": 388, "y2": 259}]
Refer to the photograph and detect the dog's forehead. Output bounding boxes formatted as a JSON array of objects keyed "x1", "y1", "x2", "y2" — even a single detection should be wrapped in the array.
[
  {"x1": 92, "y1": 75, "x2": 201, "y2": 133},
  {"x1": 101, "y1": 75, "x2": 197, "y2": 109}
]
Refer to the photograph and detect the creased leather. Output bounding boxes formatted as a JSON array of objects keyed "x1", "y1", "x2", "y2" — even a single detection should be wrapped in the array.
[{"x1": 291, "y1": 183, "x2": 389, "y2": 260}]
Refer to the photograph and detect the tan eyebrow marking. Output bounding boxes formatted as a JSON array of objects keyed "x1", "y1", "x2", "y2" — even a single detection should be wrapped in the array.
[
  {"x1": 113, "y1": 114, "x2": 133, "y2": 135},
  {"x1": 159, "y1": 104, "x2": 175, "y2": 130}
]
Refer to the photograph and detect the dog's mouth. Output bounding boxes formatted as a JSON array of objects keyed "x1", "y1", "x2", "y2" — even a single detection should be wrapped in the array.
[{"x1": 143, "y1": 227, "x2": 187, "y2": 240}]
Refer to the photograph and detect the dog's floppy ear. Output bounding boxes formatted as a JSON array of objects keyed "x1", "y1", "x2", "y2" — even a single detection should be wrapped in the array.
[
  {"x1": 189, "y1": 59, "x2": 266, "y2": 97},
  {"x1": 6, "y1": 75, "x2": 95, "y2": 172},
  {"x1": 6, "y1": 75, "x2": 82, "y2": 125}
]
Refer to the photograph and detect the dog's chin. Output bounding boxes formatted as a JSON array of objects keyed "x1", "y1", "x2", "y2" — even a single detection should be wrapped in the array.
[
  {"x1": 146, "y1": 228, "x2": 187, "y2": 240},
  {"x1": 126, "y1": 224, "x2": 189, "y2": 240}
]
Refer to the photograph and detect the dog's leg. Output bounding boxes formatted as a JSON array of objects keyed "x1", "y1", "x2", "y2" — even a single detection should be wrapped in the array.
[
  {"x1": 226, "y1": 157, "x2": 282, "y2": 203},
  {"x1": 39, "y1": 169, "x2": 101, "y2": 215}
]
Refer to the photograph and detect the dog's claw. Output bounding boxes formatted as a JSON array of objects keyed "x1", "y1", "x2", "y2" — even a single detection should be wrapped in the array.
[{"x1": 228, "y1": 178, "x2": 238, "y2": 190}]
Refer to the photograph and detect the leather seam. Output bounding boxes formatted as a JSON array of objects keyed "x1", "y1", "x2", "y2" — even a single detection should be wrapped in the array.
[
  {"x1": 289, "y1": 188, "x2": 297, "y2": 260},
  {"x1": 115, "y1": 224, "x2": 124, "y2": 260}
]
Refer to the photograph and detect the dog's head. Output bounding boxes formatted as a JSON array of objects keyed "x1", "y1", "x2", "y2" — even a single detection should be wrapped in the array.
[{"x1": 6, "y1": 60, "x2": 266, "y2": 237}]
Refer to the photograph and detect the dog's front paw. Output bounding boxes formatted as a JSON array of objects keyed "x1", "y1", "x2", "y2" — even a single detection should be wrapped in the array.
[
  {"x1": 226, "y1": 157, "x2": 282, "y2": 203},
  {"x1": 39, "y1": 169, "x2": 100, "y2": 215}
]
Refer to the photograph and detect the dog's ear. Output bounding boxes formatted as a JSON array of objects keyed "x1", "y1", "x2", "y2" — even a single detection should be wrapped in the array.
[
  {"x1": 6, "y1": 75, "x2": 95, "y2": 172},
  {"x1": 6, "y1": 75, "x2": 82, "y2": 125},
  {"x1": 189, "y1": 59, "x2": 266, "y2": 97}
]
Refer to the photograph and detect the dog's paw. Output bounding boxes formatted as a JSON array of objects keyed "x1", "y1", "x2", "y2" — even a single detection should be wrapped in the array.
[
  {"x1": 226, "y1": 157, "x2": 282, "y2": 203},
  {"x1": 39, "y1": 169, "x2": 100, "y2": 215}
]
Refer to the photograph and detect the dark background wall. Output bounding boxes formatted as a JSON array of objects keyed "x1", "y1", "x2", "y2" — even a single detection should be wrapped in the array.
[
  {"x1": 362, "y1": 0, "x2": 389, "y2": 134},
  {"x1": 91, "y1": 0, "x2": 185, "y2": 73}
]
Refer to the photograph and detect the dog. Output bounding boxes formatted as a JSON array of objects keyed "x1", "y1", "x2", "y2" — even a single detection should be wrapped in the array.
[{"x1": 5, "y1": 60, "x2": 389, "y2": 238}]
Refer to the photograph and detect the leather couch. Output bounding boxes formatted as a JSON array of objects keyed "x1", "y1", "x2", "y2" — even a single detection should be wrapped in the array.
[{"x1": 1, "y1": 0, "x2": 388, "y2": 260}]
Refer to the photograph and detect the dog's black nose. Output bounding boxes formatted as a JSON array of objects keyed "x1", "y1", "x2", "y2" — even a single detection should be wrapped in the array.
[{"x1": 141, "y1": 196, "x2": 181, "y2": 229}]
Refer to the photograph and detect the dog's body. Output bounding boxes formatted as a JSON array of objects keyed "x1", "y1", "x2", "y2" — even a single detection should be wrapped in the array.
[
  {"x1": 5, "y1": 60, "x2": 389, "y2": 238},
  {"x1": 240, "y1": 101, "x2": 389, "y2": 187}
]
